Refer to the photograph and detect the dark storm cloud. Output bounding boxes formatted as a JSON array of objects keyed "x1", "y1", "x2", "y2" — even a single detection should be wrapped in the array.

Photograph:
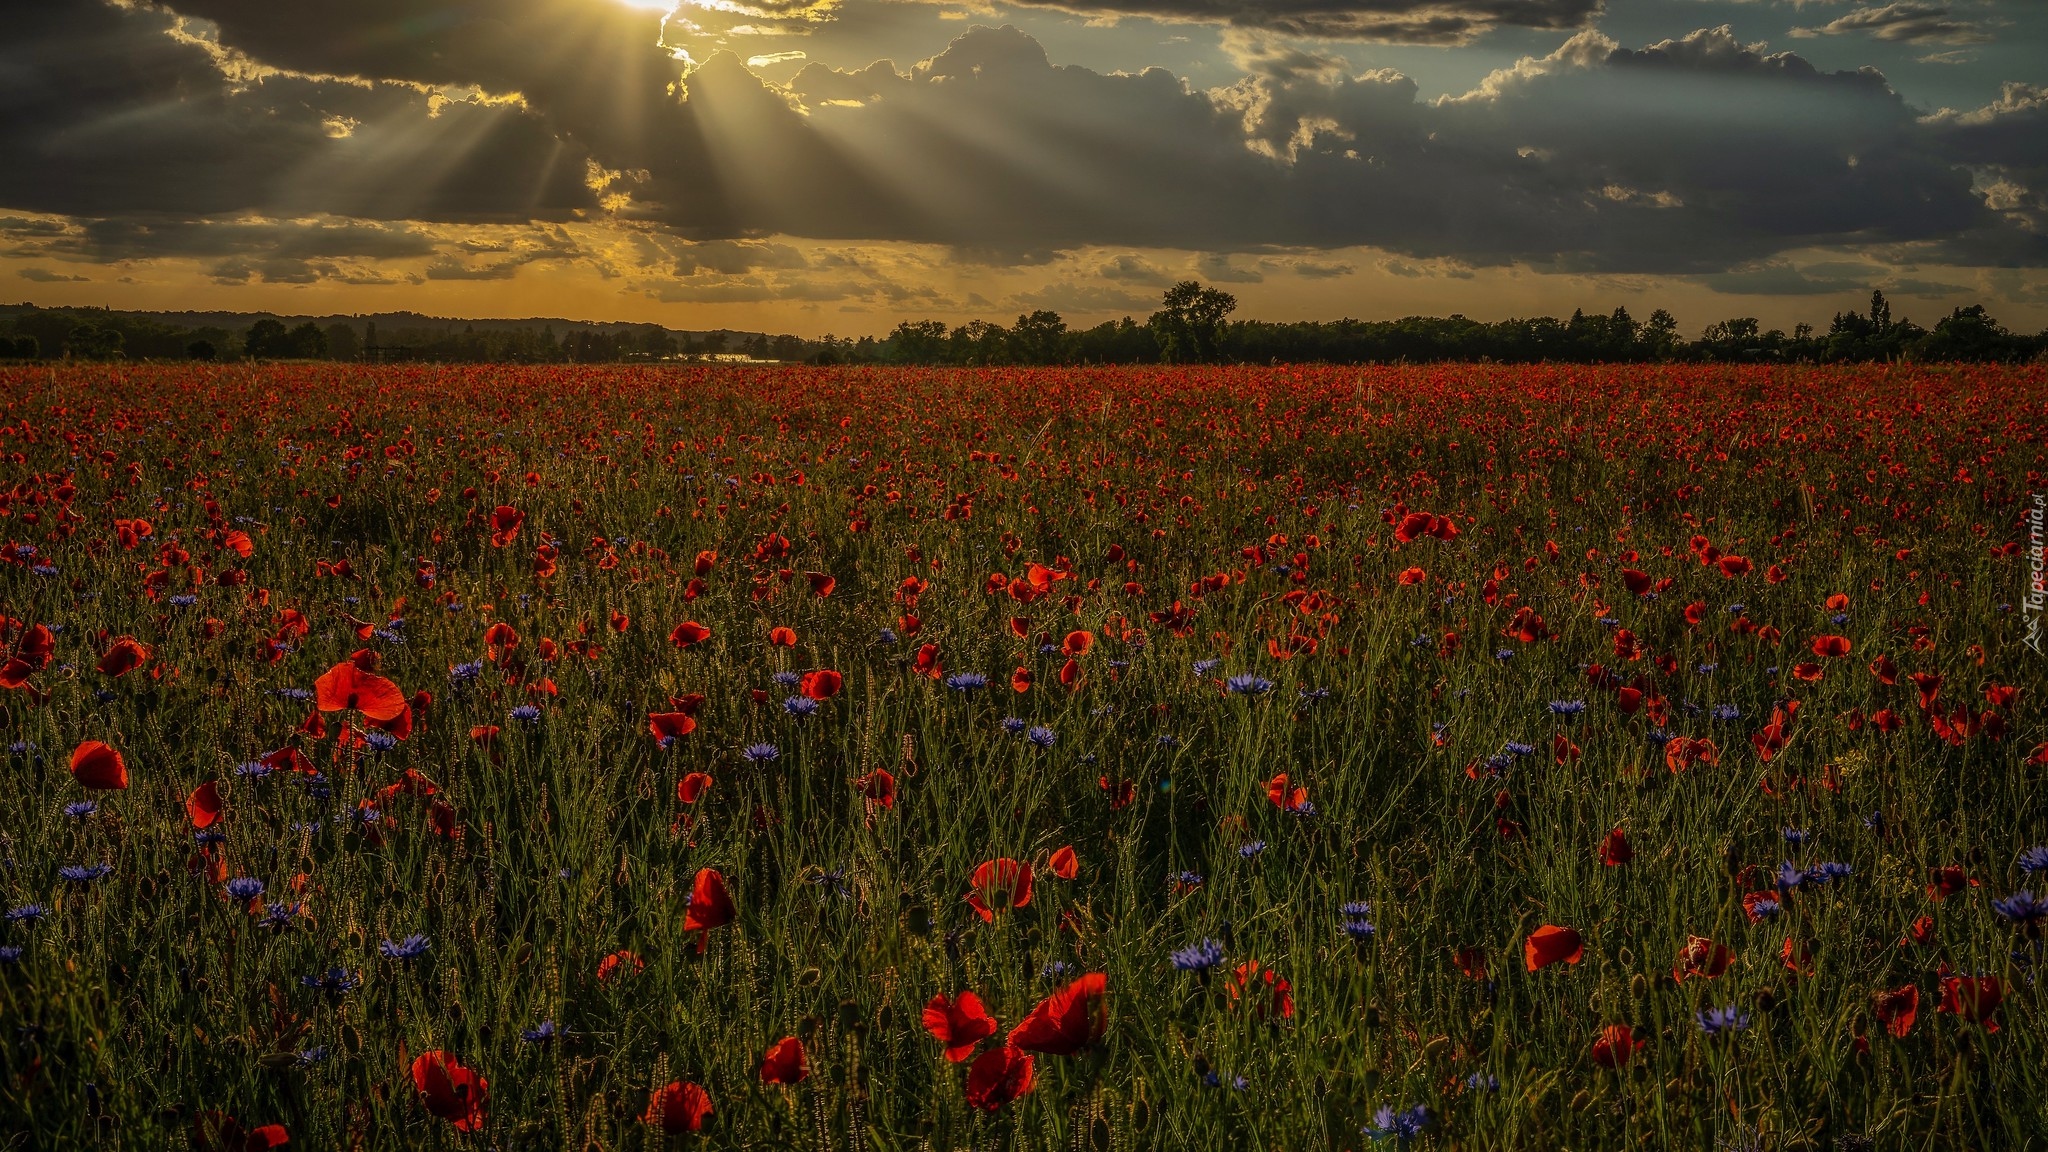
[
  {"x1": 977, "y1": 0, "x2": 1603, "y2": 43},
  {"x1": 0, "y1": 2, "x2": 593, "y2": 225},
  {"x1": 6, "y1": 1, "x2": 2047, "y2": 282}
]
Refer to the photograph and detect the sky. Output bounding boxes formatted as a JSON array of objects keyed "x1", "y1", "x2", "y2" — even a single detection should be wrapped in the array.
[{"x1": 2, "y1": 0, "x2": 2044, "y2": 337}]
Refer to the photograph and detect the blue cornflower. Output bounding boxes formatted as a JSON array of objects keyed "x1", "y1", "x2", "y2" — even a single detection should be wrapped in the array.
[
  {"x1": 1037, "y1": 643, "x2": 1060, "y2": 656},
  {"x1": 449, "y1": 661, "x2": 484, "y2": 684},
  {"x1": 63, "y1": 801, "x2": 96, "y2": 819},
  {"x1": 275, "y1": 687, "x2": 315, "y2": 701},
  {"x1": 1171, "y1": 870, "x2": 1203, "y2": 889},
  {"x1": 521, "y1": 1021, "x2": 559, "y2": 1045},
  {"x1": 1727, "y1": 603, "x2": 1746, "y2": 615},
  {"x1": 1647, "y1": 728, "x2": 1673, "y2": 746},
  {"x1": 1547, "y1": 700, "x2": 1587, "y2": 718},
  {"x1": 1002, "y1": 717, "x2": 1027, "y2": 736},
  {"x1": 1343, "y1": 917, "x2": 1377, "y2": 942},
  {"x1": 1299, "y1": 687, "x2": 1331, "y2": 702},
  {"x1": 1783, "y1": 828, "x2": 1810, "y2": 846},
  {"x1": 1830, "y1": 613, "x2": 1849, "y2": 625},
  {"x1": 1696, "y1": 1006, "x2": 1751, "y2": 1035},
  {"x1": 811, "y1": 867, "x2": 852, "y2": 898},
  {"x1": 1495, "y1": 648, "x2": 1515, "y2": 661},
  {"x1": 1411, "y1": 634, "x2": 1433, "y2": 649},
  {"x1": 296, "y1": 1046, "x2": 330, "y2": 1066},
  {"x1": 379, "y1": 934, "x2": 431, "y2": 961},
  {"x1": 1483, "y1": 753, "x2": 1513, "y2": 774},
  {"x1": 1156, "y1": 734, "x2": 1179, "y2": 748},
  {"x1": 1170, "y1": 938, "x2": 1225, "y2": 972},
  {"x1": 1504, "y1": 741, "x2": 1536, "y2": 758},
  {"x1": 1711, "y1": 704, "x2": 1740, "y2": 721},
  {"x1": 1776, "y1": 861, "x2": 1807, "y2": 891},
  {"x1": 742, "y1": 743, "x2": 780, "y2": 763},
  {"x1": 2019, "y1": 847, "x2": 2048, "y2": 875},
  {"x1": 1748, "y1": 897, "x2": 1780, "y2": 919},
  {"x1": 194, "y1": 828, "x2": 227, "y2": 845},
  {"x1": 1041, "y1": 960, "x2": 1074, "y2": 981},
  {"x1": 259, "y1": 903, "x2": 300, "y2": 930},
  {"x1": 60, "y1": 864, "x2": 113, "y2": 884},
  {"x1": 1992, "y1": 890, "x2": 2048, "y2": 926},
  {"x1": 1365, "y1": 1104, "x2": 1430, "y2": 1143},
  {"x1": 167, "y1": 594, "x2": 198, "y2": 608},
  {"x1": 5, "y1": 904, "x2": 48, "y2": 925},
  {"x1": 1239, "y1": 840, "x2": 1267, "y2": 859},
  {"x1": 1225, "y1": 675, "x2": 1274, "y2": 696},
  {"x1": 945, "y1": 672, "x2": 988, "y2": 692},
  {"x1": 782, "y1": 695, "x2": 819, "y2": 717},
  {"x1": 234, "y1": 761, "x2": 273, "y2": 780},
  {"x1": 1807, "y1": 862, "x2": 1854, "y2": 883},
  {"x1": 1697, "y1": 663, "x2": 1719, "y2": 675},
  {"x1": 1193, "y1": 659, "x2": 1222, "y2": 676},
  {"x1": 224, "y1": 877, "x2": 266, "y2": 901},
  {"x1": 878, "y1": 628, "x2": 898, "y2": 644},
  {"x1": 1026, "y1": 726, "x2": 1057, "y2": 749},
  {"x1": 362, "y1": 730, "x2": 399, "y2": 752},
  {"x1": 300, "y1": 967, "x2": 360, "y2": 995},
  {"x1": 1466, "y1": 1072, "x2": 1499, "y2": 1091},
  {"x1": 509, "y1": 704, "x2": 542, "y2": 725},
  {"x1": 0, "y1": 946, "x2": 21, "y2": 963},
  {"x1": 772, "y1": 671, "x2": 801, "y2": 687}
]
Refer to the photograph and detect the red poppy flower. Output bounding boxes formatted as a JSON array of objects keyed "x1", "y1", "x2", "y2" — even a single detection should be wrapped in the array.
[
  {"x1": 597, "y1": 950, "x2": 645, "y2": 983},
  {"x1": 314, "y1": 661, "x2": 408, "y2": 725},
  {"x1": 965, "y1": 858, "x2": 1034, "y2": 922},
  {"x1": 488, "y1": 505, "x2": 523, "y2": 548},
  {"x1": 1265, "y1": 773, "x2": 1308, "y2": 812},
  {"x1": 1873, "y1": 986, "x2": 1918, "y2": 1038},
  {"x1": 669, "y1": 621, "x2": 712, "y2": 649},
  {"x1": 191, "y1": 1112, "x2": 289, "y2": 1151},
  {"x1": 1937, "y1": 976, "x2": 2002, "y2": 1027},
  {"x1": 649, "y1": 712, "x2": 697, "y2": 741},
  {"x1": 1589, "y1": 1024, "x2": 1637, "y2": 1068},
  {"x1": 643, "y1": 1080, "x2": 713, "y2": 1134},
  {"x1": 1615, "y1": 687, "x2": 1642, "y2": 714},
  {"x1": 1599, "y1": 828, "x2": 1633, "y2": 866},
  {"x1": 1049, "y1": 845, "x2": 1078, "y2": 880},
  {"x1": 96, "y1": 636, "x2": 151, "y2": 677},
  {"x1": 1810, "y1": 634, "x2": 1851, "y2": 658},
  {"x1": 800, "y1": 669, "x2": 843, "y2": 700},
  {"x1": 187, "y1": 781, "x2": 223, "y2": 829},
  {"x1": 804, "y1": 571, "x2": 835, "y2": 597},
  {"x1": 70, "y1": 740, "x2": 129, "y2": 791},
  {"x1": 1452, "y1": 947, "x2": 1488, "y2": 981},
  {"x1": 0, "y1": 658, "x2": 33, "y2": 690},
  {"x1": 1926, "y1": 866, "x2": 1973, "y2": 901},
  {"x1": 683, "y1": 868, "x2": 734, "y2": 950},
  {"x1": 410, "y1": 1051, "x2": 488, "y2": 1131},
  {"x1": 858, "y1": 768, "x2": 896, "y2": 809},
  {"x1": 1717, "y1": 555, "x2": 1752, "y2": 577},
  {"x1": 1011, "y1": 667, "x2": 1034, "y2": 693},
  {"x1": 760, "y1": 1036, "x2": 808, "y2": 1084},
  {"x1": 1229, "y1": 961, "x2": 1294, "y2": 1020},
  {"x1": 768, "y1": 626, "x2": 798, "y2": 648},
  {"x1": 1397, "y1": 566, "x2": 1427, "y2": 586},
  {"x1": 1061, "y1": 630, "x2": 1094, "y2": 656},
  {"x1": 1524, "y1": 925, "x2": 1584, "y2": 971},
  {"x1": 1008, "y1": 972, "x2": 1108, "y2": 1056},
  {"x1": 923, "y1": 991, "x2": 999, "y2": 1061},
  {"x1": 1674, "y1": 935, "x2": 1734, "y2": 982},
  {"x1": 964, "y1": 1045, "x2": 1035, "y2": 1112},
  {"x1": 1664, "y1": 736, "x2": 1718, "y2": 773},
  {"x1": 678, "y1": 772, "x2": 713, "y2": 803}
]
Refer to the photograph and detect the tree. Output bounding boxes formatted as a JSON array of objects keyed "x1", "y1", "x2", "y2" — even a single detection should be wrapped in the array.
[
  {"x1": 187, "y1": 340, "x2": 216, "y2": 361},
  {"x1": 66, "y1": 325, "x2": 123, "y2": 360},
  {"x1": 286, "y1": 322, "x2": 328, "y2": 359},
  {"x1": 244, "y1": 318, "x2": 289, "y2": 359},
  {"x1": 1006, "y1": 310, "x2": 1068, "y2": 365},
  {"x1": 325, "y1": 323, "x2": 359, "y2": 361},
  {"x1": 1148, "y1": 281, "x2": 1236, "y2": 363},
  {"x1": 886, "y1": 320, "x2": 950, "y2": 364}
]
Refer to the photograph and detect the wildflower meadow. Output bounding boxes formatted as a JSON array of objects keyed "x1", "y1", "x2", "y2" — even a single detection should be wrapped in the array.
[{"x1": 0, "y1": 361, "x2": 2043, "y2": 1151}]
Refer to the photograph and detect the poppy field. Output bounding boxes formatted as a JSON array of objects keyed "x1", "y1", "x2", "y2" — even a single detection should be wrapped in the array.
[{"x1": 2, "y1": 361, "x2": 2045, "y2": 1151}]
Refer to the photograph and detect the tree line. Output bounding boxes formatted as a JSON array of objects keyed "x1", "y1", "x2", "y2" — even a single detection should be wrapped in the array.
[{"x1": 2, "y1": 285, "x2": 2041, "y2": 365}]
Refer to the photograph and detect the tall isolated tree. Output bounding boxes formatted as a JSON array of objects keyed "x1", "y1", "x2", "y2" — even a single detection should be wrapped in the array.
[{"x1": 1148, "y1": 281, "x2": 1236, "y2": 363}]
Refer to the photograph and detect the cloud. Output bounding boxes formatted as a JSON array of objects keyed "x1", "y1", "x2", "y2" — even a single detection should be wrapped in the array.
[
  {"x1": 4, "y1": 4, "x2": 2045, "y2": 296},
  {"x1": 17, "y1": 267, "x2": 91, "y2": 283},
  {"x1": 1793, "y1": 4, "x2": 1994, "y2": 45},
  {"x1": 965, "y1": 0, "x2": 1603, "y2": 44}
]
